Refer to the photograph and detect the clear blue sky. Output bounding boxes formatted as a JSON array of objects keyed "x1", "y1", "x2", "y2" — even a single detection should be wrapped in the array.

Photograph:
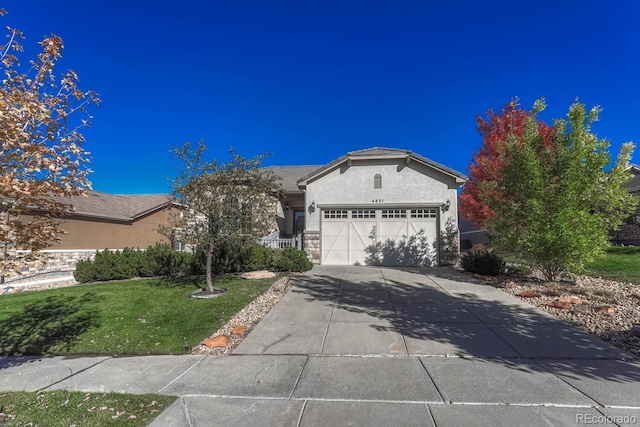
[{"x1": 6, "y1": 1, "x2": 640, "y2": 194}]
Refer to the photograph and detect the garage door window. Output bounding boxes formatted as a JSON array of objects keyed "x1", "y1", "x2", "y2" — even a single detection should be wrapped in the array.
[
  {"x1": 324, "y1": 210, "x2": 348, "y2": 219},
  {"x1": 352, "y1": 209, "x2": 376, "y2": 219},
  {"x1": 381, "y1": 209, "x2": 407, "y2": 218},
  {"x1": 411, "y1": 209, "x2": 437, "y2": 218}
]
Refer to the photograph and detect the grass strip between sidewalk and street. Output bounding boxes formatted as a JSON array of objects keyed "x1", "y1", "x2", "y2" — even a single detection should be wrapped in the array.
[{"x1": 0, "y1": 390, "x2": 176, "y2": 426}]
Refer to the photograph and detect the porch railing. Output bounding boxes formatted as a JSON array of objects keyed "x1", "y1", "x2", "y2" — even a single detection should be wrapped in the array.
[{"x1": 261, "y1": 233, "x2": 303, "y2": 250}]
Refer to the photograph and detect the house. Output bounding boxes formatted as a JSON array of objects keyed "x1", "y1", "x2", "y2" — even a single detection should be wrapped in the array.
[
  {"x1": 9, "y1": 191, "x2": 174, "y2": 277},
  {"x1": 458, "y1": 217, "x2": 490, "y2": 250},
  {"x1": 611, "y1": 164, "x2": 640, "y2": 245},
  {"x1": 268, "y1": 147, "x2": 467, "y2": 266}
]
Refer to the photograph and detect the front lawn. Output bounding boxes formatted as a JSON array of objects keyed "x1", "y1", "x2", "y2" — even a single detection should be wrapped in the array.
[
  {"x1": 583, "y1": 246, "x2": 640, "y2": 284},
  {"x1": 0, "y1": 276, "x2": 277, "y2": 356},
  {"x1": 0, "y1": 390, "x2": 175, "y2": 426}
]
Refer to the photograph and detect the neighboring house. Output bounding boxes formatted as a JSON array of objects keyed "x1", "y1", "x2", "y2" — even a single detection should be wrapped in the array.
[
  {"x1": 611, "y1": 164, "x2": 640, "y2": 246},
  {"x1": 9, "y1": 191, "x2": 174, "y2": 277},
  {"x1": 458, "y1": 217, "x2": 490, "y2": 250},
  {"x1": 268, "y1": 147, "x2": 467, "y2": 266}
]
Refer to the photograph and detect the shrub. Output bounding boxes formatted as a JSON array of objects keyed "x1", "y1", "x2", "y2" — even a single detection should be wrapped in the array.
[
  {"x1": 247, "y1": 245, "x2": 274, "y2": 271},
  {"x1": 144, "y1": 243, "x2": 193, "y2": 277},
  {"x1": 461, "y1": 245, "x2": 505, "y2": 276},
  {"x1": 195, "y1": 242, "x2": 281, "y2": 274},
  {"x1": 73, "y1": 245, "x2": 196, "y2": 283},
  {"x1": 274, "y1": 247, "x2": 313, "y2": 272}
]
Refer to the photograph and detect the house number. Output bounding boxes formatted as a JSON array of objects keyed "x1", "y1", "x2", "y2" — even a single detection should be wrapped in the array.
[{"x1": 371, "y1": 199, "x2": 384, "y2": 203}]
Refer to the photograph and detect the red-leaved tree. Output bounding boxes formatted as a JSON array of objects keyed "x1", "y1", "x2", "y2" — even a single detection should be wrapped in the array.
[{"x1": 459, "y1": 99, "x2": 554, "y2": 226}]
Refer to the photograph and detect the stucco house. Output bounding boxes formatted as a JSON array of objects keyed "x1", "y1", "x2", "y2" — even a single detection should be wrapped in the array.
[{"x1": 268, "y1": 147, "x2": 467, "y2": 266}]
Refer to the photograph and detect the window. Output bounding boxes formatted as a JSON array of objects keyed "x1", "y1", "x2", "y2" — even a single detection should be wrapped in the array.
[
  {"x1": 374, "y1": 174, "x2": 382, "y2": 189},
  {"x1": 411, "y1": 209, "x2": 437, "y2": 218},
  {"x1": 324, "y1": 210, "x2": 348, "y2": 219},
  {"x1": 381, "y1": 209, "x2": 406, "y2": 218},
  {"x1": 352, "y1": 209, "x2": 376, "y2": 219}
]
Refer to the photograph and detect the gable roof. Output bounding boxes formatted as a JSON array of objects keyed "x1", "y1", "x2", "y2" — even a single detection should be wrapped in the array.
[
  {"x1": 297, "y1": 147, "x2": 468, "y2": 187},
  {"x1": 55, "y1": 191, "x2": 172, "y2": 222}
]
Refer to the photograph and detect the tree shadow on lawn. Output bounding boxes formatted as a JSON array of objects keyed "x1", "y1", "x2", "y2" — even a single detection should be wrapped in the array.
[
  {"x1": 293, "y1": 267, "x2": 640, "y2": 384},
  {"x1": 0, "y1": 292, "x2": 101, "y2": 357}
]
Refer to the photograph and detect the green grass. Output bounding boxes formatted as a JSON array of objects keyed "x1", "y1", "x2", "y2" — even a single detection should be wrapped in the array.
[
  {"x1": 0, "y1": 390, "x2": 175, "y2": 426},
  {"x1": 0, "y1": 276, "x2": 277, "y2": 356},
  {"x1": 583, "y1": 246, "x2": 640, "y2": 284}
]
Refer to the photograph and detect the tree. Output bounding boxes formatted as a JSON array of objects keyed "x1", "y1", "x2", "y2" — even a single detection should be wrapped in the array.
[
  {"x1": 481, "y1": 99, "x2": 637, "y2": 281},
  {"x1": 0, "y1": 8, "x2": 99, "y2": 277},
  {"x1": 163, "y1": 140, "x2": 278, "y2": 292},
  {"x1": 459, "y1": 99, "x2": 554, "y2": 225}
]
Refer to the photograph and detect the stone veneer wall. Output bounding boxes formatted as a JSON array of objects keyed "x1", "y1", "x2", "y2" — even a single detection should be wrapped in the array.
[
  {"x1": 611, "y1": 224, "x2": 640, "y2": 245},
  {"x1": 304, "y1": 231, "x2": 320, "y2": 264},
  {"x1": 5, "y1": 250, "x2": 97, "y2": 281}
]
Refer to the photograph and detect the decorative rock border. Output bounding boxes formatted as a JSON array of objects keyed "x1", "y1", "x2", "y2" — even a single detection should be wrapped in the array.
[
  {"x1": 191, "y1": 274, "x2": 299, "y2": 355},
  {"x1": 189, "y1": 287, "x2": 227, "y2": 299}
]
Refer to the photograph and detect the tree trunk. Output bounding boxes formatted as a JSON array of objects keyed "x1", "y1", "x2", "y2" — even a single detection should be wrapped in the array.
[{"x1": 205, "y1": 244, "x2": 214, "y2": 293}]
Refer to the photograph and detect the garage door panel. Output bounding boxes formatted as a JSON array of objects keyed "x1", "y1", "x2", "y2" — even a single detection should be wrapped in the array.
[
  {"x1": 349, "y1": 221, "x2": 376, "y2": 265},
  {"x1": 379, "y1": 220, "x2": 408, "y2": 242},
  {"x1": 322, "y1": 219, "x2": 349, "y2": 265}
]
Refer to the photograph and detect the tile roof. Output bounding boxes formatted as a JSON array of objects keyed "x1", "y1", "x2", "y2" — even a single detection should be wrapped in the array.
[
  {"x1": 54, "y1": 191, "x2": 171, "y2": 222},
  {"x1": 264, "y1": 165, "x2": 320, "y2": 193}
]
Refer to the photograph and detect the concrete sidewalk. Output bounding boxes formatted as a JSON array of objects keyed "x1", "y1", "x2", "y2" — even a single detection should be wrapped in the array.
[{"x1": 2, "y1": 265, "x2": 640, "y2": 426}]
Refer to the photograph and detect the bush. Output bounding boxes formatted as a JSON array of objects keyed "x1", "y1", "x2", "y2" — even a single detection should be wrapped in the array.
[
  {"x1": 73, "y1": 245, "x2": 196, "y2": 283},
  {"x1": 461, "y1": 245, "x2": 505, "y2": 276},
  {"x1": 273, "y1": 247, "x2": 313, "y2": 272}
]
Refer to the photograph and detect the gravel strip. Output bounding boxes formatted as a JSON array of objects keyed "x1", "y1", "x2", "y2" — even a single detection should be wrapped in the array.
[
  {"x1": 190, "y1": 274, "x2": 299, "y2": 355},
  {"x1": 496, "y1": 275, "x2": 640, "y2": 357}
]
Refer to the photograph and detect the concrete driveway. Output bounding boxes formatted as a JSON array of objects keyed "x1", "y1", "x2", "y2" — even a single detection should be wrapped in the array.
[{"x1": 2, "y1": 265, "x2": 640, "y2": 426}]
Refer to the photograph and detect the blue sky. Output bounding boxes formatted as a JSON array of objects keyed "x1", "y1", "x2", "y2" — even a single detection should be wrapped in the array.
[{"x1": 6, "y1": 1, "x2": 640, "y2": 194}]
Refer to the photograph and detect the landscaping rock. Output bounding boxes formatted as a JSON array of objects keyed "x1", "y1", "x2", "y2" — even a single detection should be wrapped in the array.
[
  {"x1": 631, "y1": 325, "x2": 640, "y2": 337},
  {"x1": 517, "y1": 291, "x2": 542, "y2": 298},
  {"x1": 231, "y1": 325, "x2": 246, "y2": 335},
  {"x1": 547, "y1": 300, "x2": 571, "y2": 310},
  {"x1": 597, "y1": 305, "x2": 615, "y2": 315},
  {"x1": 202, "y1": 335, "x2": 229, "y2": 348},
  {"x1": 241, "y1": 270, "x2": 276, "y2": 280},
  {"x1": 558, "y1": 296, "x2": 583, "y2": 304}
]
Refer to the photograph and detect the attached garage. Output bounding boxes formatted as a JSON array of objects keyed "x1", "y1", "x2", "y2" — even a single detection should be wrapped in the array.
[
  {"x1": 287, "y1": 147, "x2": 466, "y2": 266},
  {"x1": 321, "y1": 207, "x2": 439, "y2": 265}
]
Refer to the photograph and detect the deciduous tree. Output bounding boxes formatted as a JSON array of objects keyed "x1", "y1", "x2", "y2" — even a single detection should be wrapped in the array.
[
  {"x1": 163, "y1": 140, "x2": 278, "y2": 292},
  {"x1": 459, "y1": 99, "x2": 553, "y2": 225},
  {"x1": 0, "y1": 8, "x2": 99, "y2": 277},
  {"x1": 482, "y1": 99, "x2": 637, "y2": 281}
]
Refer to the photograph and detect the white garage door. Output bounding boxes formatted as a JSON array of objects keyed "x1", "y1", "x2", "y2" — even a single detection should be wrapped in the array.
[{"x1": 321, "y1": 208, "x2": 438, "y2": 266}]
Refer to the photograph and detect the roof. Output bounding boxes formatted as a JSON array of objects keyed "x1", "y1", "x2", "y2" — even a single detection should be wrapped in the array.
[
  {"x1": 54, "y1": 191, "x2": 172, "y2": 222},
  {"x1": 264, "y1": 165, "x2": 320, "y2": 193},
  {"x1": 297, "y1": 147, "x2": 468, "y2": 186}
]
